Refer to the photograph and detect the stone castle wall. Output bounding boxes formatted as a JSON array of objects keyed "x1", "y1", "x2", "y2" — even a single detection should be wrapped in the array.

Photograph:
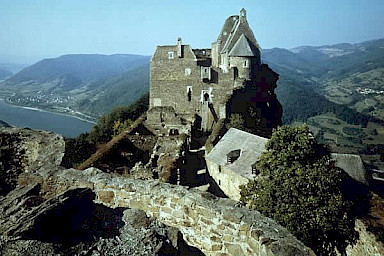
[
  {"x1": 43, "y1": 167, "x2": 314, "y2": 256},
  {"x1": 150, "y1": 43, "x2": 243, "y2": 132},
  {"x1": 150, "y1": 45, "x2": 202, "y2": 113},
  {"x1": 205, "y1": 159, "x2": 249, "y2": 201}
]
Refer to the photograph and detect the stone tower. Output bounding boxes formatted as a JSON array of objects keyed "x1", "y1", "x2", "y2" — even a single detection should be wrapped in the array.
[{"x1": 148, "y1": 9, "x2": 281, "y2": 137}]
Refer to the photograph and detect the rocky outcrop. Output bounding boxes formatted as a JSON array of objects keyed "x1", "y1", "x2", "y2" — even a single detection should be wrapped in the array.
[
  {"x1": 0, "y1": 183, "x2": 194, "y2": 255},
  {"x1": 35, "y1": 167, "x2": 315, "y2": 256},
  {"x1": 346, "y1": 219, "x2": 384, "y2": 255},
  {"x1": 0, "y1": 127, "x2": 64, "y2": 196},
  {"x1": 6, "y1": 127, "x2": 384, "y2": 256}
]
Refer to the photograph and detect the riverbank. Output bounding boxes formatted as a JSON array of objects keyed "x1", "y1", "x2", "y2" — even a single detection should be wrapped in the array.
[
  {"x1": 0, "y1": 99, "x2": 95, "y2": 138},
  {"x1": 1, "y1": 99, "x2": 97, "y2": 124}
]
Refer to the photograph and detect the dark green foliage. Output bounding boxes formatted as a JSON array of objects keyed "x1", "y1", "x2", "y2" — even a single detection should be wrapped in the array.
[
  {"x1": 275, "y1": 77, "x2": 381, "y2": 126},
  {"x1": 240, "y1": 125, "x2": 358, "y2": 255},
  {"x1": 359, "y1": 144, "x2": 384, "y2": 155},
  {"x1": 370, "y1": 128, "x2": 379, "y2": 136},
  {"x1": 226, "y1": 114, "x2": 246, "y2": 131},
  {"x1": 87, "y1": 93, "x2": 149, "y2": 144},
  {"x1": 342, "y1": 127, "x2": 364, "y2": 137},
  {"x1": 61, "y1": 133, "x2": 96, "y2": 168},
  {"x1": 61, "y1": 93, "x2": 149, "y2": 167}
]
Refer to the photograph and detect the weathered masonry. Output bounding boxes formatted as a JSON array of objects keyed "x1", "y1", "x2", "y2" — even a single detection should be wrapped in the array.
[
  {"x1": 206, "y1": 128, "x2": 371, "y2": 202},
  {"x1": 206, "y1": 128, "x2": 268, "y2": 200},
  {"x1": 149, "y1": 9, "x2": 282, "y2": 137},
  {"x1": 46, "y1": 167, "x2": 315, "y2": 256}
]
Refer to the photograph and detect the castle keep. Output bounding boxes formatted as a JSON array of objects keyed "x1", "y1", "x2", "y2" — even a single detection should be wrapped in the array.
[
  {"x1": 78, "y1": 9, "x2": 283, "y2": 186},
  {"x1": 149, "y1": 8, "x2": 281, "y2": 137}
]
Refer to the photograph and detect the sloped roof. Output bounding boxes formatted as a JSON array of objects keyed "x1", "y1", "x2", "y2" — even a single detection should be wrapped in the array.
[
  {"x1": 206, "y1": 128, "x2": 268, "y2": 179},
  {"x1": 219, "y1": 11, "x2": 261, "y2": 55},
  {"x1": 228, "y1": 34, "x2": 259, "y2": 57},
  {"x1": 331, "y1": 153, "x2": 368, "y2": 185}
]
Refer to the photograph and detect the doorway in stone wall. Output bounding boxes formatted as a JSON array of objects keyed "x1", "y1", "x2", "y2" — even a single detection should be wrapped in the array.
[{"x1": 233, "y1": 67, "x2": 239, "y2": 80}]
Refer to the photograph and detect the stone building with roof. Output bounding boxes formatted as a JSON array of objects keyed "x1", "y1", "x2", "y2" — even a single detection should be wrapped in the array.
[
  {"x1": 205, "y1": 128, "x2": 268, "y2": 200},
  {"x1": 148, "y1": 9, "x2": 282, "y2": 137},
  {"x1": 206, "y1": 128, "x2": 370, "y2": 201}
]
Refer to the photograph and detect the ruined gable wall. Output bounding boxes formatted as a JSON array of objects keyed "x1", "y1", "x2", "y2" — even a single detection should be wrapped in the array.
[{"x1": 43, "y1": 167, "x2": 314, "y2": 256}]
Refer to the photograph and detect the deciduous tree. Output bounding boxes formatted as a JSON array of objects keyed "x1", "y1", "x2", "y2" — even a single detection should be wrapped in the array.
[{"x1": 240, "y1": 125, "x2": 357, "y2": 255}]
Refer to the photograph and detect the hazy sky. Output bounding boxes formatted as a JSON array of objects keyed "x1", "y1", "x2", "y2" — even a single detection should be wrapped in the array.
[{"x1": 1, "y1": 0, "x2": 384, "y2": 64}]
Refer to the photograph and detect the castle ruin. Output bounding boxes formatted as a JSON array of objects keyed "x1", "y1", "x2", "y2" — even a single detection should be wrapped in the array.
[
  {"x1": 148, "y1": 8, "x2": 282, "y2": 138},
  {"x1": 79, "y1": 9, "x2": 283, "y2": 185}
]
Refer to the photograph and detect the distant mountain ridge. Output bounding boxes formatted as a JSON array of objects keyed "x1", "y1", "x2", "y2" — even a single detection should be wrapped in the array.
[
  {"x1": 0, "y1": 63, "x2": 29, "y2": 74},
  {"x1": 1, "y1": 38, "x2": 383, "y2": 123},
  {"x1": 77, "y1": 64, "x2": 149, "y2": 116},
  {"x1": 0, "y1": 120, "x2": 10, "y2": 127},
  {"x1": 3, "y1": 54, "x2": 150, "y2": 88},
  {"x1": 0, "y1": 67, "x2": 13, "y2": 79},
  {"x1": 262, "y1": 38, "x2": 384, "y2": 124},
  {"x1": 0, "y1": 54, "x2": 151, "y2": 119}
]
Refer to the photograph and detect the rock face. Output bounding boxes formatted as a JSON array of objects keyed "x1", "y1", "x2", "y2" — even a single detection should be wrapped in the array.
[
  {"x1": 0, "y1": 183, "x2": 193, "y2": 255},
  {"x1": 346, "y1": 219, "x2": 384, "y2": 255},
  {"x1": 0, "y1": 127, "x2": 65, "y2": 196},
  {"x1": 0, "y1": 127, "x2": 314, "y2": 255},
  {"x1": 35, "y1": 167, "x2": 315, "y2": 256},
  {"x1": 6, "y1": 126, "x2": 384, "y2": 256}
]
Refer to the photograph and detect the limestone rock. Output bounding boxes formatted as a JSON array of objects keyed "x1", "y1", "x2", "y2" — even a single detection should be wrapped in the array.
[
  {"x1": 0, "y1": 127, "x2": 65, "y2": 196},
  {"x1": 0, "y1": 183, "x2": 186, "y2": 256}
]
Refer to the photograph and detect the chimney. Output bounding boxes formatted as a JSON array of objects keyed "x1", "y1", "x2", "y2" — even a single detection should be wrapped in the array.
[
  {"x1": 240, "y1": 8, "x2": 246, "y2": 22},
  {"x1": 177, "y1": 37, "x2": 182, "y2": 58}
]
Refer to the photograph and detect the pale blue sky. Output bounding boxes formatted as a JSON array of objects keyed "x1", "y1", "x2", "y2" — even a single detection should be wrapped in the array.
[{"x1": 1, "y1": 0, "x2": 384, "y2": 64}]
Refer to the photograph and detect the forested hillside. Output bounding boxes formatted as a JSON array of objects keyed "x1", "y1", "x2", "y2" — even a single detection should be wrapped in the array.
[
  {"x1": 262, "y1": 38, "x2": 384, "y2": 125},
  {"x1": 0, "y1": 68, "x2": 12, "y2": 79},
  {"x1": 0, "y1": 54, "x2": 150, "y2": 120},
  {"x1": 76, "y1": 64, "x2": 149, "y2": 116},
  {"x1": 262, "y1": 39, "x2": 384, "y2": 168},
  {"x1": 3, "y1": 54, "x2": 149, "y2": 86}
]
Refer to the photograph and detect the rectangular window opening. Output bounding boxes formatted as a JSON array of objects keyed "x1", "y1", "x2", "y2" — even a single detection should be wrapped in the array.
[{"x1": 187, "y1": 87, "x2": 192, "y2": 102}]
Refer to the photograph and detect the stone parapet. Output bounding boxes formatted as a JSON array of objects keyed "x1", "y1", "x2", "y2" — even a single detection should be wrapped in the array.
[{"x1": 46, "y1": 167, "x2": 314, "y2": 256}]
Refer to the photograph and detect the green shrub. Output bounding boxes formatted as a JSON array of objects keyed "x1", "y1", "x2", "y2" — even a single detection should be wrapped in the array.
[{"x1": 240, "y1": 125, "x2": 358, "y2": 255}]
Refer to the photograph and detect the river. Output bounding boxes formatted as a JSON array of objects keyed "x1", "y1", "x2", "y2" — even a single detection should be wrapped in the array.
[{"x1": 0, "y1": 99, "x2": 94, "y2": 138}]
